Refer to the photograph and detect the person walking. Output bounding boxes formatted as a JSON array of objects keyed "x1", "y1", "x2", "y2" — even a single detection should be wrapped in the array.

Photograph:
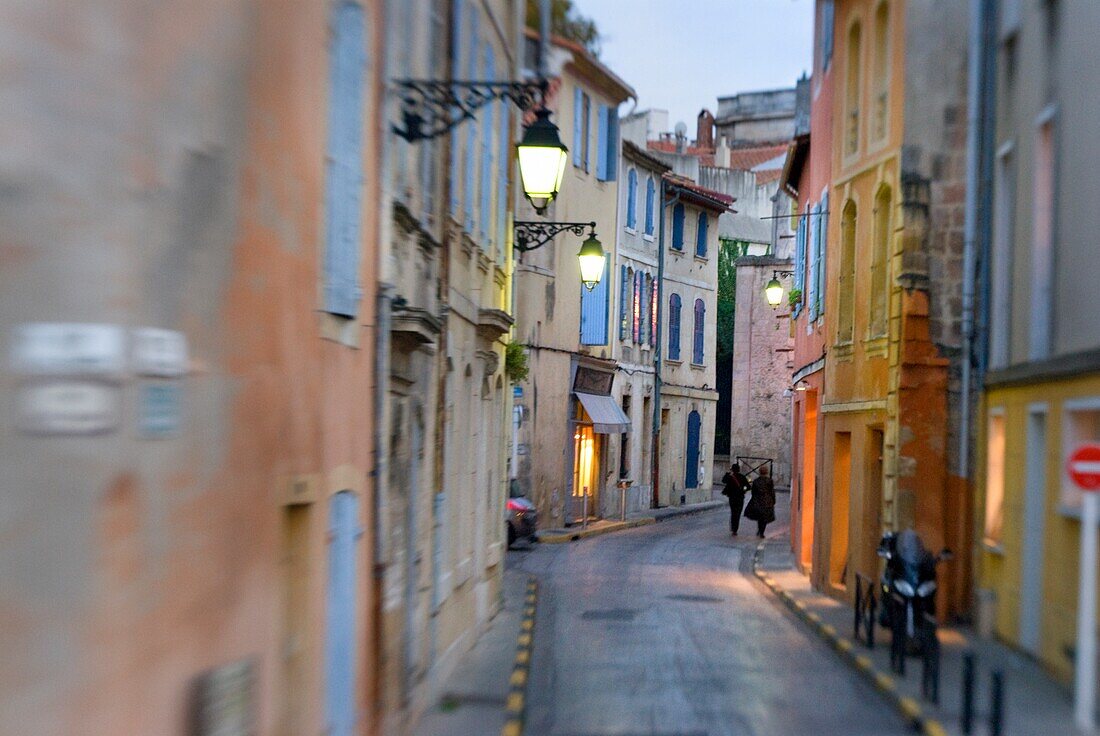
[
  {"x1": 746, "y1": 465, "x2": 776, "y2": 538},
  {"x1": 720, "y1": 463, "x2": 749, "y2": 536}
]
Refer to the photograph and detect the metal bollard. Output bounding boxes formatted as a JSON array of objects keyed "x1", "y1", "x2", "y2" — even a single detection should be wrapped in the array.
[
  {"x1": 581, "y1": 487, "x2": 589, "y2": 530},
  {"x1": 620, "y1": 483, "x2": 627, "y2": 521},
  {"x1": 961, "y1": 651, "x2": 975, "y2": 735},
  {"x1": 989, "y1": 670, "x2": 1004, "y2": 736}
]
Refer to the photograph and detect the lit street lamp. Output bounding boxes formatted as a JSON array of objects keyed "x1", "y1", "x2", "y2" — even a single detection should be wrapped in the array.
[
  {"x1": 516, "y1": 108, "x2": 569, "y2": 214},
  {"x1": 514, "y1": 221, "x2": 606, "y2": 290},
  {"x1": 764, "y1": 269, "x2": 795, "y2": 308}
]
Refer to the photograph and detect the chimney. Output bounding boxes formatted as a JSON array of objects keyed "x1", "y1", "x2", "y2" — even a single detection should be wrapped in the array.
[
  {"x1": 696, "y1": 109, "x2": 715, "y2": 149},
  {"x1": 715, "y1": 136, "x2": 730, "y2": 168}
]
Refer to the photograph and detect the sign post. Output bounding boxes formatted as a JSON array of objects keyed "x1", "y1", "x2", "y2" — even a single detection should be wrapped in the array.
[{"x1": 1067, "y1": 444, "x2": 1100, "y2": 732}]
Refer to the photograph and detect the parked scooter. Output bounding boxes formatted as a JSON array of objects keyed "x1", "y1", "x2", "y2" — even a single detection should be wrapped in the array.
[{"x1": 877, "y1": 529, "x2": 953, "y2": 652}]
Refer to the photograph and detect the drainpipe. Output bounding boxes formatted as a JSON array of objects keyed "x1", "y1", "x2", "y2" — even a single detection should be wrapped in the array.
[
  {"x1": 652, "y1": 182, "x2": 681, "y2": 508},
  {"x1": 960, "y1": 0, "x2": 997, "y2": 480}
]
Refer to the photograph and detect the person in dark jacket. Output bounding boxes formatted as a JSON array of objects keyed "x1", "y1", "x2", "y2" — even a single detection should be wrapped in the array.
[
  {"x1": 746, "y1": 465, "x2": 776, "y2": 538},
  {"x1": 720, "y1": 463, "x2": 749, "y2": 535}
]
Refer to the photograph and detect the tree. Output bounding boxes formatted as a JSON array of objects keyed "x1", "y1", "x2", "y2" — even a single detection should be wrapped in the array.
[
  {"x1": 714, "y1": 238, "x2": 740, "y2": 454},
  {"x1": 525, "y1": 0, "x2": 601, "y2": 56}
]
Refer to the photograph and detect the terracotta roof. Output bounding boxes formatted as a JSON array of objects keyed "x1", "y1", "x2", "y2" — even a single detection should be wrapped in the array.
[
  {"x1": 663, "y1": 174, "x2": 735, "y2": 212},
  {"x1": 726, "y1": 143, "x2": 789, "y2": 171},
  {"x1": 755, "y1": 169, "x2": 783, "y2": 185}
]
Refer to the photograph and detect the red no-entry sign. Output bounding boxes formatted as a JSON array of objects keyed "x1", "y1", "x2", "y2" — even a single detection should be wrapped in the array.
[{"x1": 1067, "y1": 444, "x2": 1100, "y2": 491}]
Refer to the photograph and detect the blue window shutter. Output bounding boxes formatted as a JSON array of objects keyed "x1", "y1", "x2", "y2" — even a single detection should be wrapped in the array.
[
  {"x1": 463, "y1": 12, "x2": 479, "y2": 230},
  {"x1": 607, "y1": 108, "x2": 619, "y2": 180},
  {"x1": 822, "y1": 0, "x2": 835, "y2": 68},
  {"x1": 582, "y1": 94, "x2": 590, "y2": 172},
  {"x1": 685, "y1": 411, "x2": 701, "y2": 488},
  {"x1": 645, "y1": 178, "x2": 655, "y2": 235},
  {"x1": 793, "y1": 217, "x2": 806, "y2": 318},
  {"x1": 696, "y1": 213, "x2": 708, "y2": 257},
  {"x1": 817, "y1": 193, "x2": 828, "y2": 316},
  {"x1": 596, "y1": 105, "x2": 609, "y2": 181},
  {"x1": 573, "y1": 87, "x2": 583, "y2": 167},
  {"x1": 580, "y1": 260, "x2": 610, "y2": 345},
  {"x1": 497, "y1": 104, "x2": 510, "y2": 264},
  {"x1": 619, "y1": 265, "x2": 630, "y2": 340},
  {"x1": 807, "y1": 204, "x2": 818, "y2": 321},
  {"x1": 672, "y1": 203, "x2": 685, "y2": 249},
  {"x1": 626, "y1": 169, "x2": 637, "y2": 228},
  {"x1": 448, "y1": 0, "x2": 463, "y2": 215},
  {"x1": 323, "y1": 1, "x2": 366, "y2": 317},
  {"x1": 480, "y1": 45, "x2": 495, "y2": 243},
  {"x1": 693, "y1": 299, "x2": 705, "y2": 364},
  {"x1": 669, "y1": 294, "x2": 681, "y2": 360}
]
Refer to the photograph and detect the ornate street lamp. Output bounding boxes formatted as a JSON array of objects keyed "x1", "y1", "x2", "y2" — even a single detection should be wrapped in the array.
[
  {"x1": 764, "y1": 269, "x2": 795, "y2": 308},
  {"x1": 516, "y1": 108, "x2": 569, "y2": 214},
  {"x1": 513, "y1": 221, "x2": 606, "y2": 290}
]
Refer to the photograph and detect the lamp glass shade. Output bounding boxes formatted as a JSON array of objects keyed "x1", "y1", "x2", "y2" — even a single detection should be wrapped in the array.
[
  {"x1": 764, "y1": 277, "x2": 784, "y2": 307},
  {"x1": 517, "y1": 109, "x2": 568, "y2": 213},
  {"x1": 577, "y1": 235, "x2": 606, "y2": 290}
]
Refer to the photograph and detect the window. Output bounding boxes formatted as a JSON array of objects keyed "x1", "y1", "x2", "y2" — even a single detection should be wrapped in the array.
[
  {"x1": 323, "y1": 0, "x2": 367, "y2": 317},
  {"x1": 596, "y1": 104, "x2": 619, "y2": 181},
  {"x1": 870, "y1": 185, "x2": 891, "y2": 336},
  {"x1": 668, "y1": 294, "x2": 682, "y2": 360},
  {"x1": 672, "y1": 203, "x2": 685, "y2": 250},
  {"x1": 579, "y1": 259, "x2": 610, "y2": 345},
  {"x1": 572, "y1": 87, "x2": 591, "y2": 171},
  {"x1": 1030, "y1": 110, "x2": 1056, "y2": 360},
  {"x1": 815, "y1": 193, "x2": 828, "y2": 318},
  {"x1": 620, "y1": 395, "x2": 631, "y2": 478},
  {"x1": 642, "y1": 274, "x2": 653, "y2": 345},
  {"x1": 644, "y1": 176, "x2": 656, "y2": 236},
  {"x1": 872, "y1": 2, "x2": 889, "y2": 142},
  {"x1": 626, "y1": 168, "x2": 638, "y2": 229},
  {"x1": 633, "y1": 269, "x2": 643, "y2": 343},
  {"x1": 990, "y1": 143, "x2": 1016, "y2": 368},
  {"x1": 692, "y1": 299, "x2": 706, "y2": 364},
  {"x1": 696, "y1": 212, "x2": 708, "y2": 257},
  {"x1": 793, "y1": 216, "x2": 807, "y2": 318},
  {"x1": 845, "y1": 21, "x2": 862, "y2": 156},
  {"x1": 984, "y1": 410, "x2": 1006, "y2": 547},
  {"x1": 619, "y1": 265, "x2": 631, "y2": 341},
  {"x1": 837, "y1": 200, "x2": 856, "y2": 343},
  {"x1": 821, "y1": 0, "x2": 835, "y2": 70}
]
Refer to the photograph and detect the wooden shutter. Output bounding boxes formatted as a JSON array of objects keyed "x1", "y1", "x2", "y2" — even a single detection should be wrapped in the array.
[
  {"x1": 573, "y1": 86, "x2": 583, "y2": 167},
  {"x1": 479, "y1": 44, "x2": 495, "y2": 243},
  {"x1": 693, "y1": 299, "x2": 705, "y2": 364},
  {"x1": 596, "y1": 105, "x2": 609, "y2": 180},
  {"x1": 696, "y1": 213, "x2": 708, "y2": 257},
  {"x1": 580, "y1": 259, "x2": 610, "y2": 345},
  {"x1": 619, "y1": 265, "x2": 630, "y2": 341},
  {"x1": 323, "y1": 1, "x2": 366, "y2": 317},
  {"x1": 645, "y1": 177, "x2": 655, "y2": 235},
  {"x1": 793, "y1": 216, "x2": 806, "y2": 318},
  {"x1": 672, "y1": 203, "x2": 685, "y2": 249},
  {"x1": 626, "y1": 169, "x2": 637, "y2": 228},
  {"x1": 607, "y1": 108, "x2": 619, "y2": 180},
  {"x1": 669, "y1": 294, "x2": 681, "y2": 360}
]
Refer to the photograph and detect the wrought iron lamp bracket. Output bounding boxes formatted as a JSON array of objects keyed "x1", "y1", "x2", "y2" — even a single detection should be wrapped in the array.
[
  {"x1": 392, "y1": 79, "x2": 545, "y2": 142},
  {"x1": 513, "y1": 221, "x2": 597, "y2": 253}
]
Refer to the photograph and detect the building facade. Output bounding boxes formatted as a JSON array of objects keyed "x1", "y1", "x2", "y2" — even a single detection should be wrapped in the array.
[
  {"x1": 812, "y1": 0, "x2": 972, "y2": 618},
  {"x1": 656, "y1": 177, "x2": 729, "y2": 506},
  {"x1": 378, "y1": 0, "x2": 519, "y2": 730},
  {"x1": 975, "y1": 0, "x2": 1100, "y2": 684},
  {"x1": 2, "y1": 1, "x2": 383, "y2": 734},
  {"x1": 786, "y1": 0, "x2": 836, "y2": 573},
  {"x1": 610, "y1": 142, "x2": 672, "y2": 512},
  {"x1": 514, "y1": 34, "x2": 634, "y2": 527}
]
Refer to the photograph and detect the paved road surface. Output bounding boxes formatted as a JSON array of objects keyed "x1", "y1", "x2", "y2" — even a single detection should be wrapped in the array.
[{"x1": 509, "y1": 507, "x2": 909, "y2": 736}]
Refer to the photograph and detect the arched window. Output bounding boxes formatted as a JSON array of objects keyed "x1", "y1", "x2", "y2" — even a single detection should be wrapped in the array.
[
  {"x1": 668, "y1": 293, "x2": 682, "y2": 360},
  {"x1": 838, "y1": 200, "x2": 857, "y2": 343},
  {"x1": 870, "y1": 185, "x2": 891, "y2": 336},
  {"x1": 696, "y1": 212, "x2": 709, "y2": 257},
  {"x1": 692, "y1": 298, "x2": 705, "y2": 364},
  {"x1": 672, "y1": 203, "x2": 686, "y2": 250},
  {"x1": 644, "y1": 176, "x2": 656, "y2": 235},
  {"x1": 626, "y1": 168, "x2": 638, "y2": 229},
  {"x1": 685, "y1": 410, "x2": 701, "y2": 489},
  {"x1": 872, "y1": 2, "x2": 890, "y2": 141},
  {"x1": 845, "y1": 20, "x2": 862, "y2": 156}
]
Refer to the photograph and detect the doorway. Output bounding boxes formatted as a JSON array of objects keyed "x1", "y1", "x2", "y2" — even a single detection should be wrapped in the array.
[
  {"x1": 830, "y1": 432, "x2": 852, "y2": 590},
  {"x1": 861, "y1": 428, "x2": 885, "y2": 581},
  {"x1": 571, "y1": 425, "x2": 600, "y2": 522},
  {"x1": 325, "y1": 491, "x2": 359, "y2": 736},
  {"x1": 799, "y1": 392, "x2": 818, "y2": 571},
  {"x1": 1019, "y1": 406, "x2": 1048, "y2": 654},
  {"x1": 280, "y1": 503, "x2": 312, "y2": 736},
  {"x1": 685, "y1": 410, "x2": 702, "y2": 489}
]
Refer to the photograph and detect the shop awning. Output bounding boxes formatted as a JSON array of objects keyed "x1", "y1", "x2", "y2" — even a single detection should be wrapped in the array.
[{"x1": 575, "y1": 392, "x2": 630, "y2": 434}]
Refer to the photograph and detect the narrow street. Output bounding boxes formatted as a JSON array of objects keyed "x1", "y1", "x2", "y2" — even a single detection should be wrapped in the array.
[{"x1": 510, "y1": 506, "x2": 909, "y2": 736}]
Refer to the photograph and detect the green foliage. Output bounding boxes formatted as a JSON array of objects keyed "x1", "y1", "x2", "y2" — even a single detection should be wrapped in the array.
[
  {"x1": 716, "y1": 239, "x2": 739, "y2": 362},
  {"x1": 505, "y1": 342, "x2": 529, "y2": 383},
  {"x1": 788, "y1": 288, "x2": 803, "y2": 308},
  {"x1": 525, "y1": 0, "x2": 601, "y2": 56}
]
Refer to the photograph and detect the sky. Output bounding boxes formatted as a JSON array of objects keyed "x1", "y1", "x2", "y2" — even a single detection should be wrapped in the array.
[{"x1": 576, "y1": 0, "x2": 815, "y2": 131}]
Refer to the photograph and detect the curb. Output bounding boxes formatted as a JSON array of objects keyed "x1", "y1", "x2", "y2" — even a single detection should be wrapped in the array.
[
  {"x1": 535, "y1": 517, "x2": 655, "y2": 544},
  {"x1": 752, "y1": 543, "x2": 948, "y2": 736},
  {"x1": 501, "y1": 577, "x2": 538, "y2": 736}
]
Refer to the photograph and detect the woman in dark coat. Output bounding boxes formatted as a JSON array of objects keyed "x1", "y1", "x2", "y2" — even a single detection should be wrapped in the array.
[
  {"x1": 720, "y1": 463, "x2": 749, "y2": 536},
  {"x1": 746, "y1": 465, "x2": 776, "y2": 538}
]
